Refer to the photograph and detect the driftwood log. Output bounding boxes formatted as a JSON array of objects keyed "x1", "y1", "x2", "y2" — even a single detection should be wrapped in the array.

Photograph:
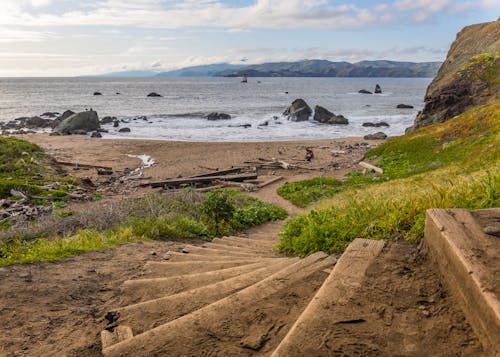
[
  {"x1": 358, "y1": 161, "x2": 384, "y2": 174},
  {"x1": 144, "y1": 173, "x2": 258, "y2": 188}
]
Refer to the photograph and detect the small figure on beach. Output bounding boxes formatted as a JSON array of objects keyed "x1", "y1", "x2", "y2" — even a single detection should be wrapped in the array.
[{"x1": 305, "y1": 147, "x2": 314, "y2": 162}]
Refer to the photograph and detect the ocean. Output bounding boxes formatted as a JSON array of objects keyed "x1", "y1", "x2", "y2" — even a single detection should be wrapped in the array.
[{"x1": 0, "y1": 77, "x2": 432, "y2": 142}]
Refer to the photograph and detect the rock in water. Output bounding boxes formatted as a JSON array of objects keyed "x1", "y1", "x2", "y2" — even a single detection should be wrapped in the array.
[
  {"x1": 397, "y1": 104, "x2": 414, "y2": 109},
  {"x1": 375, "y1": 84, "x2": 382, "y2": 94},
  {"x1": 313, "y1": 106, "x2": 348, "y2": 125},
  {"x1": 206, "y1": 112, "x2": 231, "y2": 120},
  {"x1": 283, "y1": 99, "x2": 312, "y2": 122},
  {"x1": 119, "y1": 127, "x2": 131, "y2": 133},
  {"x1": 362, "y1": 122, "x2": 390, "y2": 127},
  {"x1": 313, "y1": 106, "x2": 334, "y2": 122},
  {"x1": 358, "y1": 89, "x2": 372, "y2": 94},
  {"x1": 364, "y1": 132, "x2": 387, "y2": 140},
  {"x1": 100, "y1": 116, "x2": 117, "y2": 124},
  {"x1": 90, "y1": 131, "x2": 102, "y2": 138},
  {"x1": 94, "y1": 92, "x2": 103, "y2": 96},
  {"x1": 53, "y1": 110, "x2": 100, "y2": 135},
  {"x1": 147, "y1": 92, "x2": 162, "y2": 97}
]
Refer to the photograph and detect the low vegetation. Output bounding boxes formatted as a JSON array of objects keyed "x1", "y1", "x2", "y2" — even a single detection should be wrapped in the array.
[
  {"x1": 0, "y1": 136, "x2": 74, "y2": 201},
  {"x1": 278, "y1": 102, "x2": 500, "y2": 255},
  {"x1": 277, "y1": 177, "x2": 342, "y2": 208},
  {"x1": 0, "y1": 189, "x2": 286, "y2": 265}
]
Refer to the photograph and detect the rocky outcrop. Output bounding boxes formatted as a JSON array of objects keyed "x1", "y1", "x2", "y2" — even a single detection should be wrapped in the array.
[
  {"x1": 408, "y1": 19, "x2": 500, "y2": 132},
  {"x1": 362, "y1": 122, "x2": 389, "y2": 127},
  {"x1": 313, "y1": 106, "x2": 348, "y2": 125},
  {"x1": 364, "y1": 132, "x2": 387, "y2": 140},
  {"x1": 283, "y1": 99, "x2": 312, "y2": 122},
  {"x1": 374, "y1": 84, "x2": 382, "y2": 94},
  {"x1": 101, "y1": 116, "x2": 117, "y2": 124},
  {"x1": 206, "y1": 112, "x2": 231, "y2": 120},
  {"x1": 53, "y1": 110, "x2": 100, "y2": 135}
]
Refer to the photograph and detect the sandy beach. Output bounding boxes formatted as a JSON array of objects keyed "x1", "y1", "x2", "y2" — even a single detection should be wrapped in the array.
[{"x1": 22, "y1": 133, "x2": 379, "y2": 194}]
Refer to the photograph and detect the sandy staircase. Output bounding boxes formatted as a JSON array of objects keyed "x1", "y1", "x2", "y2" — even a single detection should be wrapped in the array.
[{"x1": 100, "y1": 222, "x2": 385, "y2": 356}]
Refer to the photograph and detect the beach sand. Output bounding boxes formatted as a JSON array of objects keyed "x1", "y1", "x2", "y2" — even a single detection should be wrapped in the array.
[{"x1": 22, "y1": 134, "x2": 378, "y2": 187}]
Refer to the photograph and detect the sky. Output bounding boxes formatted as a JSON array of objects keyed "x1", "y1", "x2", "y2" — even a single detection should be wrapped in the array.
[{"x1": 0, "y1": 0, "x2": 498, "y2": 77}]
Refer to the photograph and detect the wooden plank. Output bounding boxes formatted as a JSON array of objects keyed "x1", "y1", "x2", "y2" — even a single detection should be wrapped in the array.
[
  {"x1": 358, "y1": 161, "x2": 384, "y2": 174},
  {"x1": 188, "y1": 167, "x2": 242, "y2": 179},
  {"x1": 257, "y1": 176, "x2": 284, "y2": 188},
  {"x1": 146, "y1": 173, "x2": 258, "y2": 188},
  {"x1": 54, "y1": 160, "x2": 112, "y2": 170}
]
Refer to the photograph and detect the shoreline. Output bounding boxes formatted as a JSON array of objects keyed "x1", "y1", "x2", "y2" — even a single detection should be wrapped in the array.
[{"x1": 21, "y1": 133, "x2": 380, "y2": 192}]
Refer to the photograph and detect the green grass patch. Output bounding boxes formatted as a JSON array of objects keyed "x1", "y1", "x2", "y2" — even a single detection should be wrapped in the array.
[
  {"x1": 0, "y1": 136, "x2": 74, "y2": 203},
  {"x1": 277, "y1": 102, "x2": 500, "y2": 255},
  {"x1": 277, "y1": 177, "x2": 342, "y2": 207},
  {"x1": 0, "y1": 227, "x2": 140, "y2": 265}
]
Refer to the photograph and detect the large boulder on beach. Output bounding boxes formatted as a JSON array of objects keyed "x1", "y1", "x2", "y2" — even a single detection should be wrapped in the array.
[
  {"x1": 53, "y1": 110, "x2": 100, "y2": 135},
  {"x1": 364, "y1": 132, "x2": 387, "y2": 140},
  {"x1": 206, "y1": 112, "x2": 231, "y2": 120},
  {"x1": 283, "y1": 99, "x2": 312, "y2": 122},
  {"x1": 313, "y1": 106, "x2": 349, "y2": 125}
]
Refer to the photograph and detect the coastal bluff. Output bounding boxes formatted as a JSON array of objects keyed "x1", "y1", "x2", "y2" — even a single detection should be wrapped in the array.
[{"x1": 408, "y1": 19, "x2": 499, "y2": 132}]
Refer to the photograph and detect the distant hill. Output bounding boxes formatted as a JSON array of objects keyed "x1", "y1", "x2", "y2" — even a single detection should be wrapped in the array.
[
  {"x1": 94, "y1": 60, "x2": 442, "y2": 78},
  {"x1": 90, "y1": 70, "x2": 160, "y2": 78},
  {"x1": 215, "y1": 60, "x2": 442, "y2": 78},
  {"x1": 156, "y1": 63, "x2": 244, "y2": 77}
]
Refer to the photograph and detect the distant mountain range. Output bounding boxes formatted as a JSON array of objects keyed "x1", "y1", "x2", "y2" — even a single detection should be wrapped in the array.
[{"x1": 95, "y1": 60, "x2": 442, "y2": 78}]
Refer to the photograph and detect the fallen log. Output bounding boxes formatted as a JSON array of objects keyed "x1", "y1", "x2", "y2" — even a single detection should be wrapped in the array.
[
  {"x1": 257, "y1": 176, "x2": 284, "y2": 188},
  {"x1": 54, "y1": 160, "x2": 112, "y2": 171},
  {"x1": 143, "y1": 173, "x2": 258, "y2": 188},
  {"x1": 188, "y1": 167, "x2": 242, "y2": 179},
  {"x1": 358, "y1": 161, "x2": 384, "y2": 174}
]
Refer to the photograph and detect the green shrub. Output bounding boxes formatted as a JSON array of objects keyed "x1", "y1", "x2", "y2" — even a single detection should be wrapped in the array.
[{"x1": 200, "y1": 189, "x2": 236, "y2": 235}]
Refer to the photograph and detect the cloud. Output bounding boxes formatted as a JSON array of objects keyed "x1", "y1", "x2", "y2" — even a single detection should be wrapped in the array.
[
  {"x1": 0, "y1": 0, "x2": 496, "y2": 31},
  {"x1": 0, "y1": 27, "x2": 58, "y2": 42}
]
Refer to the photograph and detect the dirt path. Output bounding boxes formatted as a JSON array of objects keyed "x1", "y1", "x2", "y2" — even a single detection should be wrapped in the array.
[{"x1": 0, "y1": 240, "x2": 200, "y2": 357}]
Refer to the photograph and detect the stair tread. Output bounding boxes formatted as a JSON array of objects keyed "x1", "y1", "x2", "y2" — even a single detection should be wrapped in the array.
[
  {"x1": 108, "y1": 258, "x2": 299, "y2": 335},
  {"x1": 121, "y1": 261, "x2": 271, "y2": 305},
  {"x1": 142, "y1": 259, "x2": 269, "y2": 278},
  {"x1": 271, "y1": 238, "x2": 385, "y2": 356},
  {"x1": 102, "y1": 252, "x2": 335, "y2": 356}
]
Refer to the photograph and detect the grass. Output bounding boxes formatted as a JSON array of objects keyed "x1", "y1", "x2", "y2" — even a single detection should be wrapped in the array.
[
  {"x1": 0, "y1": 136, "x2": 74, "y2": 202},
  {"x1": 277, "y1": 102, "x2": 500, "y2": 256},
  {"x1": 277, "y1": 177, "x2": 342, "y2": 207},
  {"x1": 0, "y1": 189, "x2": 287, "y2": 266}
]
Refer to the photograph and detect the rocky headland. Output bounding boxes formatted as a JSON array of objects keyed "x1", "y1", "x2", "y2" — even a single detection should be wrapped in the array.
[{"x1": 408, "y1": 19, "x2": 499, "y2": 131}]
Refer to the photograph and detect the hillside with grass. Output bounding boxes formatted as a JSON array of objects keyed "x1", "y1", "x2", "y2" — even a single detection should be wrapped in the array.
[{"x1": 277, "y1": 102, "x2": 499, "y2": 255}]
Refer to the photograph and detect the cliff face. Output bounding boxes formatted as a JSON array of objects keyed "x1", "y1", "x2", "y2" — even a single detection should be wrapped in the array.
[{"x1": 408, "y1": 19, "x2": 500, "y2": 132}]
